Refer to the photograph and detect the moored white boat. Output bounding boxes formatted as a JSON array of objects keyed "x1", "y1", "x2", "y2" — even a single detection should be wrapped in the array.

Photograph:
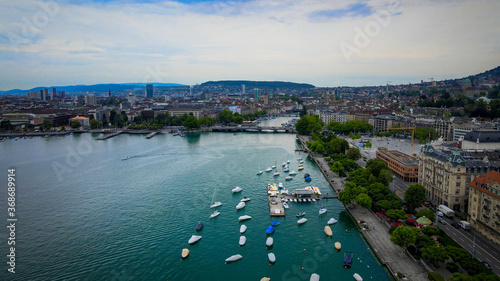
[
  {"x1": 239, "y1": 236, "x2": 246, "y2": 246},
  {"x1": 225, "y1": 254, "x2": 242, "y2": 263},
  {"x1": 121, "y1": 156, "x2": 129, "y2": 160},
  {"x1": 256, "y1": 171, "x2": 263, "y2": 175},
  {"x1": 188, "y1": 235, "x2": 202, "y2": 245},
  {"x1": 236, "y1": 202, "x2": 246, "y2": 210},
  {"x1": 283, "y1": 167, "x2": 289, "y2": 172},
  {"x1": 312, "y1": 198, "x2": 316, "y2": 202},
  {"x1": 282, "y1": 162, "x2": 286, "y2": 167},
  {"x1": 232, "y1": 186, "x2": 243, "y2": 193},
  {"x1": 238, "y1": 215, "x2": 252, "y2": 222},
  {"x1": 310, "y1": 273, "x2": 320, "y2": 281},
  {"x1": 297, "y1": 218, "x2": 307, "y2": 225},
  {"x1": 271, "y1": 164, "x2": 276, "y2": 169},
  {"x1": 210, "y1": 201, "x2": 222, "y2": 209},
  {"x1": 289, "y1": 170, "x2": 297, "y2": 175},
  {"x1": 285, "y1": 176, "x2": 292, "y2": 181},
  {"x1": 265, "y1": 167, "x2": 272, "y2": 172},
  {"x1": 273, "y1": 171, "x2": 279, "y2": 176},
  {"x1": 335, "y1": 242, "x2": 342, "y2": 251},
  {"x1": 278, "y1": 182, "x2": 284, "y2": 188},
  {"x1": 240, "y1": 197, "x2": 251, "y2": 202},
  {"x1": 266, "y1": 237, "x2": 273, "y2": 247},
  {"x1": 319, "y1": 207, "x2": 327, "y2": 216},
  {"x1": 324, "y1": 226, "x2": 333, "y2": 237},
  {"x1": 268, "y1": 253, "x2": 276, "y2": 263},
  {"x1": 328, "y1": 218, "x2": 338, "y2": 225},
  {"x1": 283, "y1": 202, "x2": 289, "y2": 209},
  {"x1": 353, "y1": 273, "x2": 363, "y2": 281},
  {"x1": 294, "y1": 198, "x2": 297, "y2": 202},
  {"x1": 209, "y1": 210, "x2": 220, "y2": 219},
  {"x1": 181, "y1": 248, "x2": 190, "y2": 260},
  {"x1": 240, "y1": 224, "x2": 247, "y2": 234}
]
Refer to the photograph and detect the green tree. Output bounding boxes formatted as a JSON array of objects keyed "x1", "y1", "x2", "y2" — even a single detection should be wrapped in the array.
[
  {"x1": 232, "y1": 115, "x2": 244, "y2": 124},
  {"x1": 422, "y1": 245, "x2": 449, "y2": 266},
  {"x1": 109, "y1": 109, "x2": 117, "y2": 125},
  {"x1": 183, "y1": 115, "x2": 201, "y2": 129},
  {"x1": 199, "y1": 117, "x2": 214, "y2": 127},
  {"x1": 390, "y1": 226, "x2": 420, "y2": 253},
  {"x1": 42, "y1": 119, "x2": 53, "y2": 131},
  {"x1": 0, "y1": 120, "x2": 11, "y2": 131},
  {"x1": 70, "y1": 120, "x2": 81, "y2": 129},
  {"x1": 346, "y1": 147, "x2": 361, "y2": 160},
  {"x1": 114, "y1": 114, "x2": 124, "y2": 128},
  {"x1": 90, "y1": 119, "x2": 100, "y2": 129},
  {"x1": 120, "y1": 111, "x2": 129, "y2": 123},
  {"x1": 295, "y1": 115, "x2": 323, "y2": 135},
  {"x1": 404, "y1": 184, "x2": 427, "y2": 214},
  {"x1": 355, "y1": 193, "x2": 372, "y2": 212},
  {"x1": 364, "y1": 140, "x2": 372, "y2": 148},
  {"x1": 219, "y1": 109, "x2": 233, "y2": 124},
  {"x1": 416, "y1": 209, "x2": 436, "y2": 222},
  {"x1": 386, "y1": 209, "x2": 406, "y2": 221},
  {"x1": 330, "y1": 161, "x2": 345, "y2": 174},
  {"x1": 299, "y1": 105, "x2": 307, "y2": 117}
]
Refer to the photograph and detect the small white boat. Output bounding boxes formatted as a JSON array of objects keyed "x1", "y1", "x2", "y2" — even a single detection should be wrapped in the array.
[
  {"x1": 283, "y1": 202, "x2": 289, "y2": 209},
  {"x1": 121, "y1": 156, "x2": 129, "y2": 161},
  {"x1": 225, "y1": 254, "x2": 242, "y2": 263},
  {"x1": 310, "y1": 273, "x2": 320, "y2": 281},
  {"x1": 319, "y1": 207, "x2": 327, "y2": 216},
  {"x1": 210, "y1": 201, "x2": 222, "y2": 209},
  {"x1": 300, "y1": 160, "x2": 304, "y2": 164},
  {"x1": 268, "y1": 253, "x2": 276, "y2": 263},
  {"x1": 297, "y1": 218, "x2": 307, "y2": 225},
  {"x1": 181, "y1": 248, "x2": 190, "y2": 259},
  {"x1": 298, "y1": 166, "x2": 304, "y2": 170},
  {"x1": 261, "y1": 278, "x2": 270, "y2": 281},
  {"x1": 281, "y1": 198, "x2": 285, "y2": 202},
  {"x1": 335, "y1": 242, "x2": 341, "y2": 251},
  {"x1": 236, "y1": 202, "x2": 246, "y2": 210},
  {"x1": 293, "y1": 199, "x2": 297, "y2": 203},
  {"x1": 209, "y1": 210, "x2": 220, "y2": 219},
  {"x1": 271, "y1": 165, "x2": 276, "y2": 169},
  {"x1": 289, "y1": 170, "x2": 297, "y2": 175},
  {"x1": 328, "y1": 218, "x2": 338, "y2": 225},
  {"x1": 273, "y1": 171, "x2": 279, "y2": 176},
  {"x1": 240, "y1": 224, "x2": 247, "y2": 234},
  {"x1": 281, "y1": 188, "x2": 289, "y2": 195},
  {"x1": 297, "y1": 157, "x2": 302, "y2": 160},
  {"x1": 256, "y1": 171, "x2": 263, "y2": 175},
  {"x1": 240, "y1": 197, "x2": 251, "y2": 202},
  {"x1": 312, "y1": 198, "x2": 316, "y2": 202},
  {"x1": 188, "y1": 235, "x2": 202, "y2": 245},
  {"x1": 287, "y1": 160, "x2": 290, "y2": 163},
  {"x1": 278, "y1": 183, "x2": 284, "y2": 188},
  {"x1": 285, "y1": 176, "x2": 292, "y2": 181},
  {"x1": 266, "y1": 237, "x2": 273, "y2": 247},
  {"x1": 239, "y1": 236, "x2": 246, "y2": 246},
  {"x1": 324, "y1": 226, "x2": 333, "y2": 237},
  {"x1": 232, "y1": 186, "x2": 243, "y2": 193},
  {"x1": 307, "y1": 198, "x2": 312, "y2": 202},
  {"x1": 283, "y1": 167, "x2": 290, "y2": 172},
  {"x1": 282, "y1": 162, "x2": 286, "y2": 167},
  {"x1": 238, "y1": 215, "x2": 252, "y2": 222},
  {"x1": 353, "y1": 273, "x2": 363, "y2": 281},
  {"x1": 265, "y1": 167, "x2": 272, "y2": 172}
]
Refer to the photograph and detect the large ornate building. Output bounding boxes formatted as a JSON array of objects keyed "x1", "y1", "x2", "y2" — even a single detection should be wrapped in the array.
[{"x1": 468, "y1": 171, "x2": 500, "y2": 245}]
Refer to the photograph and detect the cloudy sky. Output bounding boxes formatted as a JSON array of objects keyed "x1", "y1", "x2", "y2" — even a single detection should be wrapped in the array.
[{"x1": 1, "y1": 0, "x2": 499, "y2": 90}]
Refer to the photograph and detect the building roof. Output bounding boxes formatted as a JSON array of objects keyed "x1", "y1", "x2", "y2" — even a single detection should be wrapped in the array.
[
  {"x1": 376, "y1": 150, "x2": 418, "y2": 166},
  {"x1": 463, "y1": 130, "x2": 500, "y2": 143},
  {"x1": 70, "y1": 116, "x2": 89, "y2": 120},
  {"x1": 468, "y1": 171, "x2": 500, "y2": 200}
]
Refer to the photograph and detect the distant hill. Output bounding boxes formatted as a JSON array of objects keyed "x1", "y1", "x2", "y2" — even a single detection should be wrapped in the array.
[
  {"x1": 200, "y1": 80, "x2": 315, "y2": 90},
  {"x1": 0, "y1": 83, "x2": 186, "y2": 95}
]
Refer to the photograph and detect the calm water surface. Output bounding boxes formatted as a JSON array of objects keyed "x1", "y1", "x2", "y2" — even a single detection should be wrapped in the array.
[{"x1": 0, "y1": 118, "x2": 391, "y2": 280}]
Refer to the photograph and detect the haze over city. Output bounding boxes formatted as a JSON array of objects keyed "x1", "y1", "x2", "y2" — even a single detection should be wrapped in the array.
[{"x1": 1, "y1": 0, "x2": 500, "y2": 91}]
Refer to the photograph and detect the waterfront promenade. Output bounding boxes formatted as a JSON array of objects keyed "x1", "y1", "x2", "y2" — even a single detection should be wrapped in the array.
[{"x1": 297, "y1": 135, "x2": 429, "y2": 281}]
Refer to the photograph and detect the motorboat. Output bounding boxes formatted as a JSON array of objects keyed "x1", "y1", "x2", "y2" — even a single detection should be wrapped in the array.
[
  {"x1": 328, "y1": 218, "x2": 338, "y2": 225},
  {"x1": 271, "y1": 164, "x2": 276, "y2": 169},
  {"x1": 298, "y1": 166, "x2": 304, "y2": 170},
  {"x1": 281, "y1": 188, "x2": 289, "y2": 195},
  {"x1": 324, "y1": 226, "x2": 333, "y2": 237},
  {"x1": 310, "y1": 273, "x2": 320, "y2": 281},
  {"x1": 297, "y1": 218, "x2": 307, "y2": 225},
  {"x1": 304, "y1": 177, "x2": 312, "y2": 182},
  {"x1": 265, "y1": 167, "x2": 272, "y2": 172},
  {"x1": 287, "y1": 160, "x2": 290, "y2": 163},
  {"x1": 256, "y1": 171, "x2": 263, "y2": 175},
  {"x1": 319, "y1": 207, "x2": 327, "y2": 216},
  {"x1": 296, "y1": 212, "x2": 306, "y2": 218},
  {"x1": 297, "y1": 157, "x2": 302, "y2": 161},
  {"x1": 121, "y1": 156, "x2": 129, "y2": 161},
  {"x1": 312, "y1": 198, "x2": 316, "y2": 202},
  {"x1": 266, "y1": 226, "x2": 276, "y2": 235},
  {"x1": 232, "y1": 186, "x2": 243, "y2": 193},
  {"x1": 238, "y1": 215, "x2": 252, "y2": 222},
  {"x1": 181, "y1": 248, "x2": 190, "y2": 260},
  {"x1": 289, "y1": 170, "x2": 297, "y2": 175},
  {"x1": 271, "y1": 221, "x2": 280, "y2": 226},
  {"x1": 307, "y1": 198, "x2": 312, "y2": 202},
  {"x1": 353, "y1": 273, "x2": 363, "y2": 281},
  {"x1": 293, "y1": 198, "x2": 297, "y2": 203},
  {"x1": 300, "y1": 160, "x2": 304, "y2": 164},
  {"x1": 278, "y1": 183, "x2": 284, "y2": 188},
  {"x1": 236, "y1": 202, "x2": 246, "y2": 210},
  {"x1": 283, "y1": 167, "x2": 290, "y2": 172},
  {"x1": 240, "y1": 224, "x2": 247, "y2": 234},
  {"x1": 188, "y1": 235, "x2": 202, "y2": 245},
  {"x1": 281, "y1": 198, "x2": 285, "y2": 202},
  {"x1": 268, "y1": 253, "x2": 276, "y2": 263},
  {"x1": 273, "y1": 171, "x2": 279, "y2": 176},
  {"x1": 195, "y1": 222, "x2": 204, "y2": 231},
  {"x1": 282, "y1": 162, "x2": 286, "y2": 167},
  {"x1": 210, "y1": 201, "x2": 222, "y2": 209},
  {"x1": 344, "y1": 251, "x2": 353, "y2": 268},
  {"x1": 240, "y1": 197, "x2": 251, "y2": 202},
  {"x1": 283, "y1": 202, "x2": 289, "y2": 209},
  {"x1": 285, "y1": 176, "x2": 292, "y2": 181},
  {"x1": 239, "y1": 236, "x2": 246, "y2": 246},
  {"x1": 303, "y1": 173, "x2": 310, "y2": 178},
  {"x1": 209, "y1": 210, "x2": 220, "y2": 219},
  {"x1": 225, "y1": 254, "x2": 242, "y2": 264},
  {"x1": 335, "y1": 242, "x2": 341, "y2": 251},
  {"x1": 266, "y1": 237, "x2": 273, "y2": 247}
]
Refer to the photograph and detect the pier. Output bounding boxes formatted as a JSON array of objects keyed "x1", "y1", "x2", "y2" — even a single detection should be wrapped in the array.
[
  {"x1": 96, "y1": 131, "x2": 123, "y2": 140},
  {"x1": 212, "y1": 125, "x2": 296, "y2": 133},
  {"x1": 268, "y1": 195, "x2": 285, "y2": 217},
  {"x1": 146, "y1": 131, "x2": 159, "y2": 139}
]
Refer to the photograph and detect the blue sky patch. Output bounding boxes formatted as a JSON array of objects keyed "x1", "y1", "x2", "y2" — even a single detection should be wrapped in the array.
[{"x1": 309, "y1": 3, "x2": 374, "y2": 20}]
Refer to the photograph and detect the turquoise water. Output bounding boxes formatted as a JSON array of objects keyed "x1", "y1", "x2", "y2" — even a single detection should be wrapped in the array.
[{"x1": 0, "y1": 119, "x2": 391, "y2": 281}]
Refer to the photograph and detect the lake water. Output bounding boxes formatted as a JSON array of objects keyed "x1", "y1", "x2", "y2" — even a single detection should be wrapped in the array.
[{"x1": 0, "y1": 118, "x2": 392, "y2": 280}]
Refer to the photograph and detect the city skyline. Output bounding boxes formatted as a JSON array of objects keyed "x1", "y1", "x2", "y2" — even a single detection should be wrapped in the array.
[{"x1": 1, "y1": 0, "x2": 499, "y2": 91}]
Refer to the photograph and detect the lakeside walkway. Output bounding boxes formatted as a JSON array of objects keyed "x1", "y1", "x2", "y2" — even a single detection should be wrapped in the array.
[{"x1": 297, "y1": 135, "x2": 429, "y2": 281}]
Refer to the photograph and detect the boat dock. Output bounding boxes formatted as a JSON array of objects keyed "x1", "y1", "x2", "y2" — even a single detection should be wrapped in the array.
[
  {"x1": 96, "y1": 131, "x2": 123, "y2": 140},
  {"x1": 268, "y1": 196, "x2": 285, "y2": 217},
  {"x1": 146, "y1": 131, "x2": 159, "y2": 139}
]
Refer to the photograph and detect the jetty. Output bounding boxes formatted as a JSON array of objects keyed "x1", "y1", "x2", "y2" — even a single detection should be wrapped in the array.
[
  {"x1": 146, "y1": 131, "x2": 159, "y2": 139},
  {"x1": 96, "y1": 131, "x2": 123, "y2": 140},
  {"x1": 268, "y1": 195, "x2": 285, "y2": 217}
]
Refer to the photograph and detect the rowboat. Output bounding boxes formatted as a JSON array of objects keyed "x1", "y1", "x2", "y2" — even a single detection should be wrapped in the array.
[
  {"x1": 324, "y1": 226, "x2": 333, "y2": 237},
  {"x1": 266, "y1": 226, "x2": 275, "y2": 235},
  {"x1": 297, "y1": 218, "x2": 307, "y2": 225},
  {"x1": 181, "y1": 248, "x2": 190, "y2": 260}
]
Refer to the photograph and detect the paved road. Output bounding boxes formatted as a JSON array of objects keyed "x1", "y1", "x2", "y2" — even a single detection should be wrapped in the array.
[{"x1": 438, "y1": 216, "x2": 500, "y2": 276}]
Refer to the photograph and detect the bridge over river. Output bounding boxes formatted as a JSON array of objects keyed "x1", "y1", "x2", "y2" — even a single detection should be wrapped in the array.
[{"x1": 211, "y1": 126, "x2": 296, "y2": 133}]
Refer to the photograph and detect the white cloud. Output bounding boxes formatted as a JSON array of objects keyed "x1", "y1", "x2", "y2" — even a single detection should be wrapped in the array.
[{"x1": 0, "y1": 0, "x2": 499, "y2": 90}]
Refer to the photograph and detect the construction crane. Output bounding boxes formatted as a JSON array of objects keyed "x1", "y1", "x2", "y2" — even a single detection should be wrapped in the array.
[{"x1": 376, "y1": 127, "x2": 416, "y2": 157}]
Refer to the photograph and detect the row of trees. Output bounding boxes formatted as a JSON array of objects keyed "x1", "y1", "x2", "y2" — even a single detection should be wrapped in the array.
[{"x1": 326, "y1": 120, "x2": 374, "y2": 134}]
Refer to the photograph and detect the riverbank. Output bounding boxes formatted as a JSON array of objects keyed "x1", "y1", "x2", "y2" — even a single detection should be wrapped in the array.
[{"x1": 296, "y1": 135, "x2": 429, "y2": 281}]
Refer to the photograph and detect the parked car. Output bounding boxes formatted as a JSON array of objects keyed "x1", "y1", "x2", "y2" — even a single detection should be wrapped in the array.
[
  {"x1": 423, "y1": 202, "x2": 431, "y2": 207},
  {"x1": 451, "y1": 222, "x2": 460, "y2": 229},
  {"x1": 439, "y1": 219, "x2": 446, "y2": 225},
  {"x1": 482, "y1": 261, "x2": 492, "y2": 271},
  {"x1": 437, "y1": 211, "x2": 444, "y2": 217}
]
